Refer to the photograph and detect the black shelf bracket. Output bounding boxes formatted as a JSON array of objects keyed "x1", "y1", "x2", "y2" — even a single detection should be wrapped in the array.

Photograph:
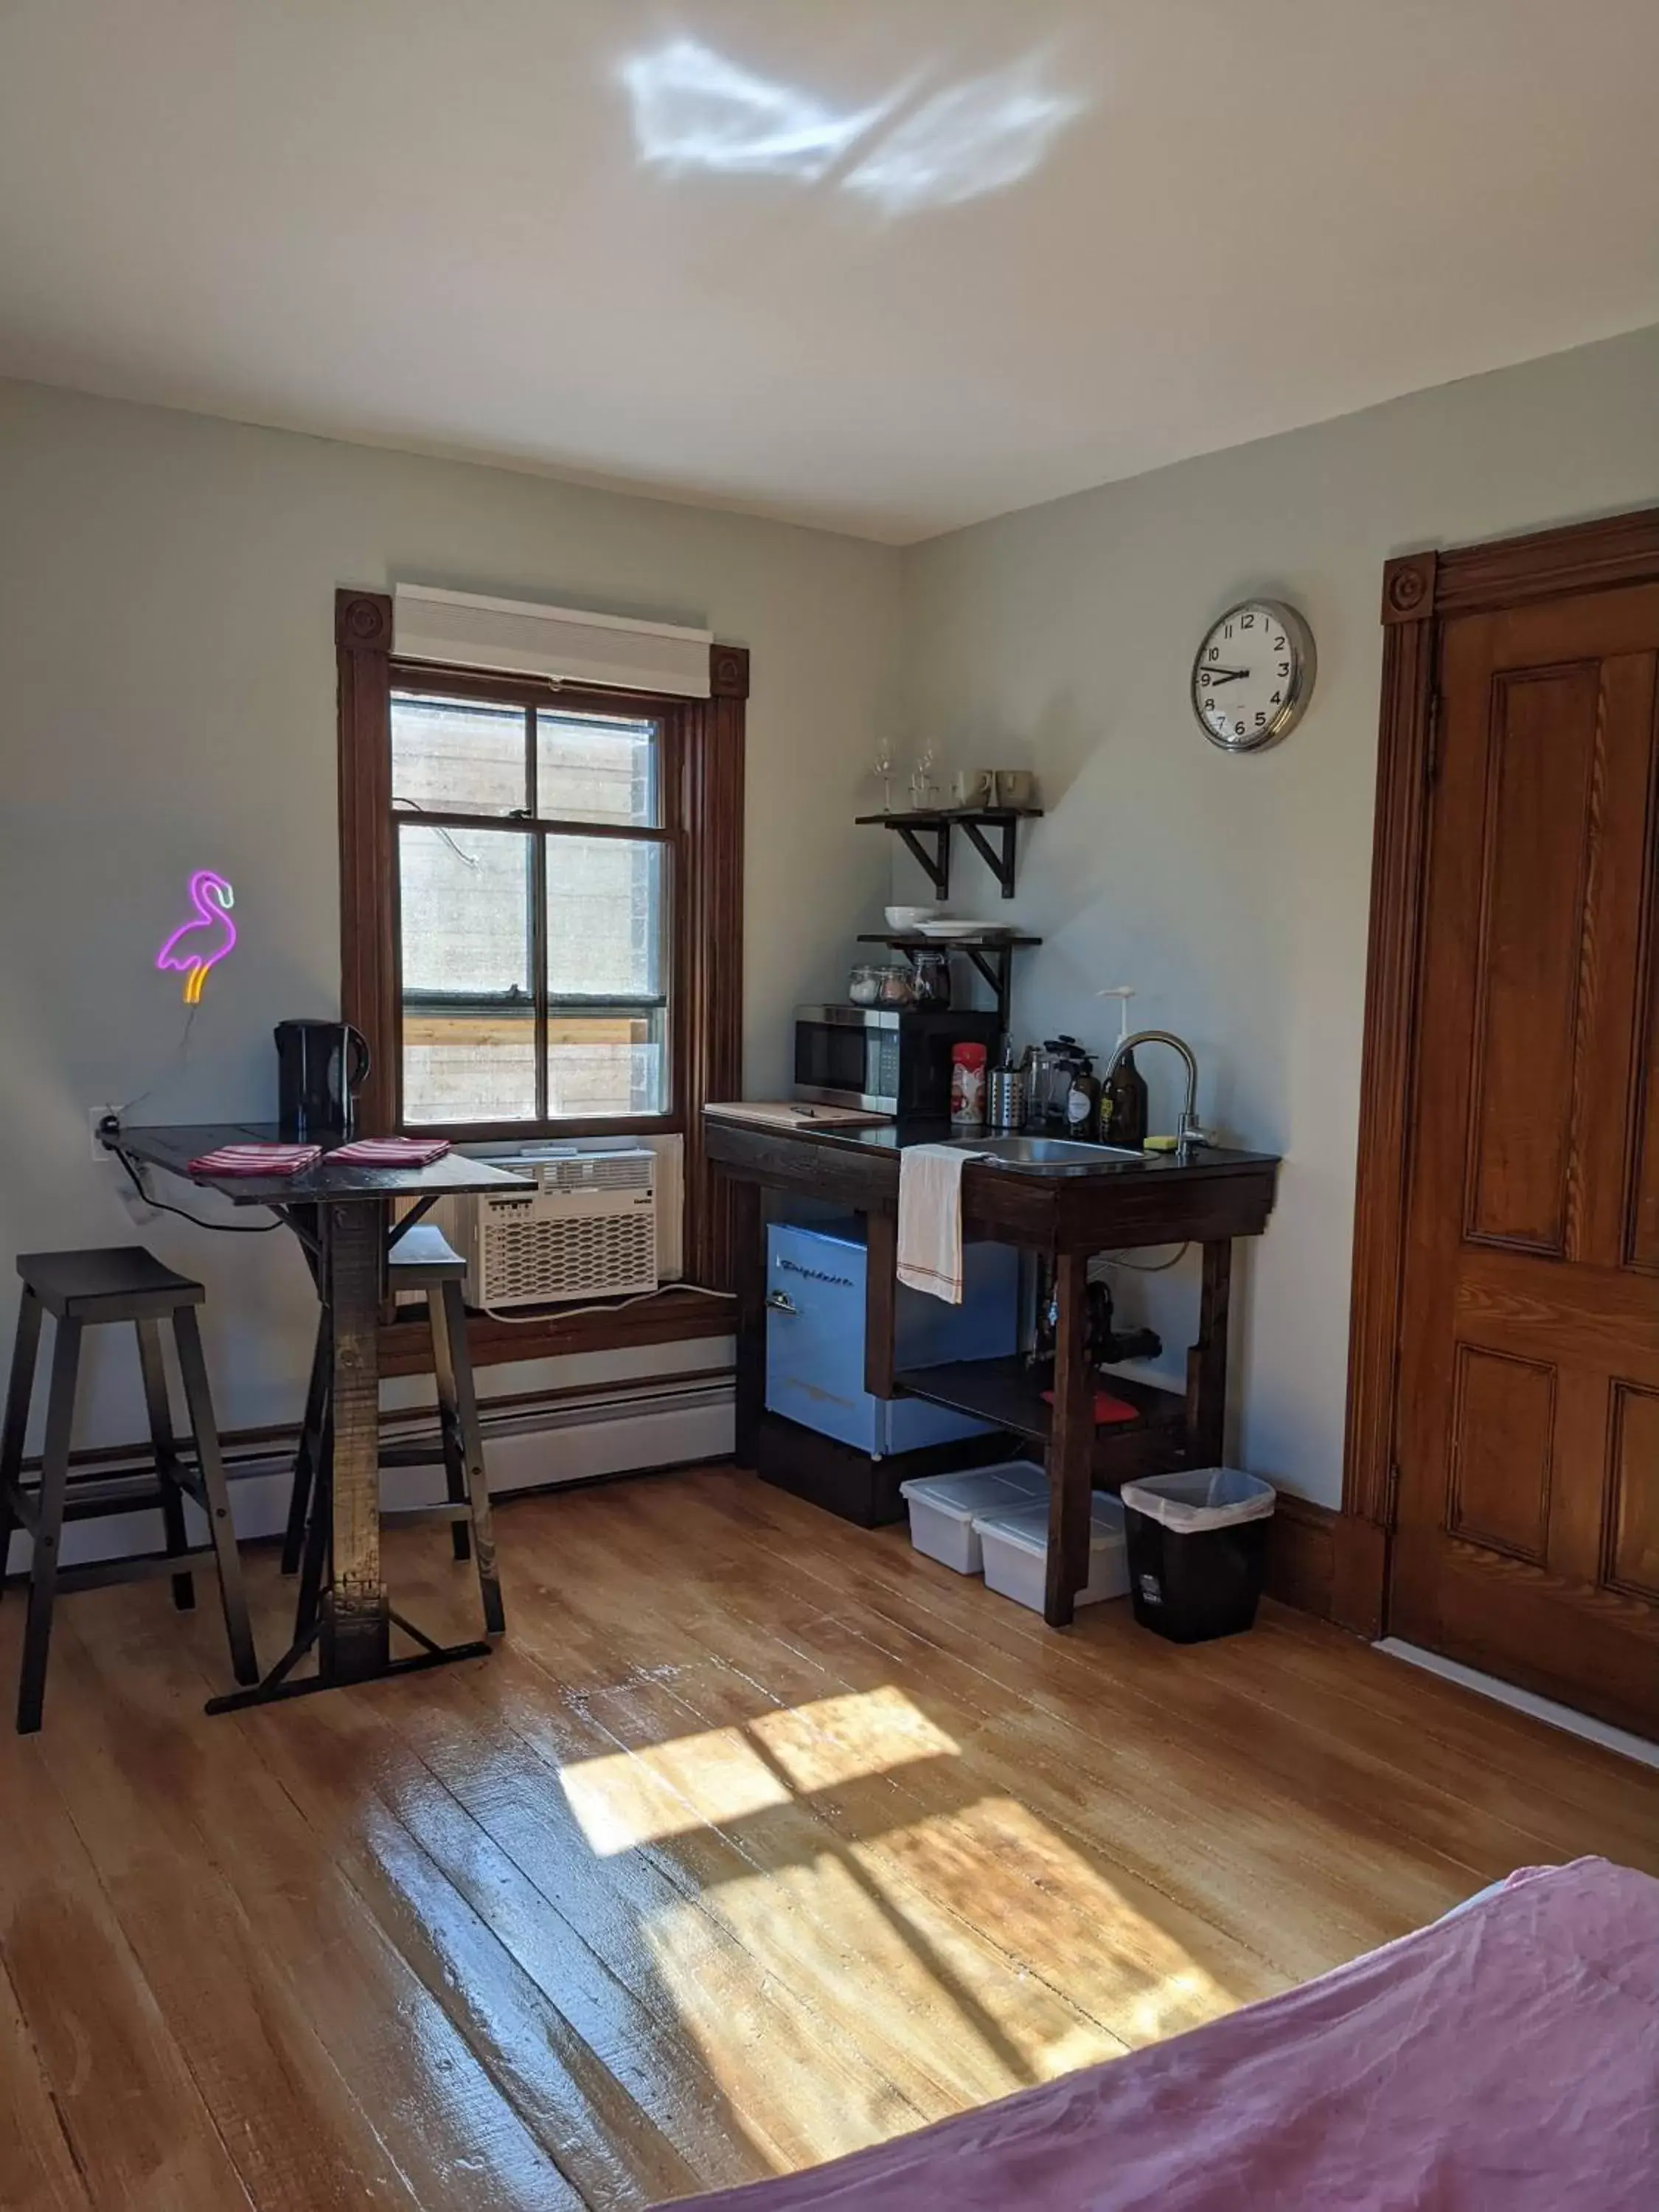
[
  {"x1": 855, "y1": 807, "x2": 1040, "y2": 902},
  {"x1": 963, "y1": 945, "x2": 1014, "y2": 1028},
  {"x1": 959, "y1": 815, "x2": 1021, "y2": 900},
  {"x1": 893, "y1": 822, "x2": 952, "y2": 900}
]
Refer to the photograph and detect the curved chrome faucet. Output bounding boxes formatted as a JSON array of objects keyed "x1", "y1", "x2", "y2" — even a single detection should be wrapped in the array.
[{"x1": 1101, "y1": 1029, "x2": 1206, "y2": 1149}]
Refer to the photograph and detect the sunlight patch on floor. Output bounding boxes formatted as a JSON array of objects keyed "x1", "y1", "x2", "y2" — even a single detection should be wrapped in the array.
[
  {"x1": 641, "y1": 1891, "x2": 919, "y2": 2166},
  {"x1": 641, "y1": 1844, "x2": 1093, "y2": 2146},
  {"x1": 558, "y1": 1686, "x2": 958, "y2": 1855},
  {"x1": 638, "y1": 1795, "x2": 1237, "y2": 2144},
  {"x1": 561, "y1": 1719, "x2": 793, "y2": 1854},
  {"x1": 877, "y1": 1795, "x2": 1243, "y2": 2045},
  {"x1": 559, "y1": 1680, "x2": 1238, "y2": 2131},
  {"x1": 747, "y1": 1685, "x2": 959, "y2": 1791}
]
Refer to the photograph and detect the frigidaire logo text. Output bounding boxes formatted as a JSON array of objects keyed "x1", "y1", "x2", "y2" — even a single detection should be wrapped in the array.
[{"x1": 779, "y1": 1257, "x2": 855, "y2": 1289}]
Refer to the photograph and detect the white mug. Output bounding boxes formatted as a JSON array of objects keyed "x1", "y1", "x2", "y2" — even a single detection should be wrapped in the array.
[
  {"x1": 994, "y1": 769, "x2": 1034, "y2": 808},
  {"x1": 952, "y1": 768, "x2": 997, "y2": 808}
]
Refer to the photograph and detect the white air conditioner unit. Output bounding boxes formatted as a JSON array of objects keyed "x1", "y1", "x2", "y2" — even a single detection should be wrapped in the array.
[{"x1": 451, "y1": 1148, "x2": 658, "y2": 1309}]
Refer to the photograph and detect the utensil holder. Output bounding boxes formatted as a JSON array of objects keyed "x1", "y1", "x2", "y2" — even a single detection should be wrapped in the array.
[{"x1": 987, "y1": 1069, "x2": 1026, "y2": 1132}]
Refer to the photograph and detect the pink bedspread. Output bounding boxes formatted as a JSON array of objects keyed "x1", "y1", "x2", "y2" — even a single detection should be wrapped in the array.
[{"x1": 669, "y1": 1858, "x2": 1658, "y2": 2212}]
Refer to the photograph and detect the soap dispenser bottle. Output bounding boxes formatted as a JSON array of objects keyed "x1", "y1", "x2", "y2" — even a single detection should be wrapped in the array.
[
  {"x1": 1065, "y1": 1053, "x2": 1101, "y2": 1141},
  {"x1": 1098, "y1": 987, "x2": 1149, "y2": 1149}
]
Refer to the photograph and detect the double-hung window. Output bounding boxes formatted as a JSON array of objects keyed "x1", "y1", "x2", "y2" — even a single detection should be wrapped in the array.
[
  {"x1": 335, "y1": 588, "x2": 745, "y2": 1312},
  {"x1": 391, "y1": 674, "x2": 675, "y2": 1133}
]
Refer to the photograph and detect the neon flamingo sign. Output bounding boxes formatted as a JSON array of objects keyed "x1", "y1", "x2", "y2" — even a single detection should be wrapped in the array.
[{"x1": 156, "y1": 870, "x2": 237, "y2": 1004}]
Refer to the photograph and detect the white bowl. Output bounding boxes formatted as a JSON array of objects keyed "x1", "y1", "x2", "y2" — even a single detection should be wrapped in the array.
[{"x1": 885, "y1": 904, "x2": 940, "y2": 932}]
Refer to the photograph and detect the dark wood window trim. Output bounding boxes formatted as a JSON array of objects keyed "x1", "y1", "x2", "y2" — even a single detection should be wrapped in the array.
[
  {"x1": 1340, "y1": 504, "x2": 1659, "y2": 1636},
  {"x1": 337, "y1": 590, "x2": 745, "y2": 1364}
]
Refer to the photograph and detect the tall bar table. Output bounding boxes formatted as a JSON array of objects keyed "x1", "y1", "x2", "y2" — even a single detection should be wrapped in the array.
[{"x1": 104, "y1": 1123, "x2": 531, "y2": 1711}]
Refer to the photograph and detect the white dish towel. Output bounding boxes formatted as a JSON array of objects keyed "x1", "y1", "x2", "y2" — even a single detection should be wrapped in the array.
[{"x1": 897, "y1": 1143, "x2": 987, "y2": 1304}]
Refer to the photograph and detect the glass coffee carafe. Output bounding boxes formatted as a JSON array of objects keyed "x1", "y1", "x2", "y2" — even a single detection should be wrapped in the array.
[
  {"x1": 910, "y1": 950, "x2": 952, "y2": 1007},
  {"x1": 1020, "y1": 1043, "x2": 1059, "y2": 1127}
]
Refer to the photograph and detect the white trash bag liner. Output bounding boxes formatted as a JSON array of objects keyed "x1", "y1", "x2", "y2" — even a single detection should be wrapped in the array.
[{"x1": 1120, "y1": 1467, "x2": 1276, "y2": 1533}]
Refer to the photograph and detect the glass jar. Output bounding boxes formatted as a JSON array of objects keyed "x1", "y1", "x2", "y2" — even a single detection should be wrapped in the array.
[
  {"x1": 875, "y1": 963, "x2": 916, "y2": 1007},
  {"x1": 848, "y1": 963, "x2": 882, "y2": 1006}
]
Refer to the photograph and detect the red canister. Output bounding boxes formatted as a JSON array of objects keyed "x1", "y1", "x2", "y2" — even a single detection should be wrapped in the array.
[{"x1": 950, "y1": 1041, "x2": 989, "y2": 1127}]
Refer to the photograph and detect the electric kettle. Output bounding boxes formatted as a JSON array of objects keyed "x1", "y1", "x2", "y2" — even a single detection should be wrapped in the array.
[{"x1": 274, "y1": 1020, "x2": 371, "y2": 1138}]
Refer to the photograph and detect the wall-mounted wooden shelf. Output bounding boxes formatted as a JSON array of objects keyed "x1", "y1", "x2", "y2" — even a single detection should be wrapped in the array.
[
  {"x1": 855, "y1": 931, "x2": 1040, "y2": 1027},
  {"x1": 853, "y1": 805, "x2": 1043, "y2": 900}
]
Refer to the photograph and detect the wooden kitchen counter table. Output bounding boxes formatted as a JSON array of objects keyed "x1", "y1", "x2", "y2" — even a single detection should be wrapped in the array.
[
  {"x1": 705, "y1": 1112, "x2": 1279, "y2": 1627},
  {"x1": 102, "y1": 1122, "x2": 532, "y2": 1710}
]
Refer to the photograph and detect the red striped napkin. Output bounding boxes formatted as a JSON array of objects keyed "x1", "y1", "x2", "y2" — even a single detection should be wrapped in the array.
[
  {"x1": 189, "y1": 1142, "x2": 323, "y2": 1177},
  {"x1": 327, "y1": 1136, "x2": 453, "y2": 1166}
]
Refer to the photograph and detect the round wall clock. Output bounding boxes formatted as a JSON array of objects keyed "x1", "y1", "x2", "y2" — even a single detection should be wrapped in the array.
[{"x1": 1191, "y1": 599, "x2": 1315, "y2": 753}]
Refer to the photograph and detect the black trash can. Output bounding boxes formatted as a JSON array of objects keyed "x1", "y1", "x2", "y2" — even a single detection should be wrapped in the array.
[{"x1": 1121, "y1": 1468, "x2": 1276, "y2": 1643}]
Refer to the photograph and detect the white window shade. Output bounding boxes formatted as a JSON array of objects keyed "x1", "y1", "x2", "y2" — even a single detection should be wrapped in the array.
[{"x1": 393, "y1": 584, "x2": 713, "y2": 698}]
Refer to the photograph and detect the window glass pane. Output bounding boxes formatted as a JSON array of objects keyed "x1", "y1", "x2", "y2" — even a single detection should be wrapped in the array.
[
  {"x1": 546, "y1": 835, "x2": 667, "y2": 1116},
  {"x1": 399, "y1": 823, "x2": 535, "y2": 1122},
  {"x1": 547, "y1": 1011, "x2": 668, "y2": 1119},
  {"x1": 404, "y1": 1006, "x2": 537, "y2": 1127},
  {"x1": 393, "y1": 692, "x2": 526, "y2": 818},
  {"x1": 546, "y1": 835, "x2": 664, "y2": 1000},
  {"x1": 536, "y1": 708, "x2": 658, "y2": 826}
]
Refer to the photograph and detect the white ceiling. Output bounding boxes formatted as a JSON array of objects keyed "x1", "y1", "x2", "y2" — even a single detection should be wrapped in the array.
[{"x1": 2, "y1": 1, "x2": 1658, "y2": 543}]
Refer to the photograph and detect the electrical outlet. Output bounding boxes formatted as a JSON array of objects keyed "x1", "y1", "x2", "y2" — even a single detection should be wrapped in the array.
[{"x1": 88, "y1": 1107, "x2": 120, "y2": 1163}]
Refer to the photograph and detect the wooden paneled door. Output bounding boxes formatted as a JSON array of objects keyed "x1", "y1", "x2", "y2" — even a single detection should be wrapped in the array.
[{"x1": 1391, "y1": 577, "x2": 1659, "y2": 1734}]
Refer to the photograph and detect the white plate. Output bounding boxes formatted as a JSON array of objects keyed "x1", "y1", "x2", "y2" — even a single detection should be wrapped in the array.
[{"x1": 914, "y1": 919, "x2": 1009, "y2": 939}]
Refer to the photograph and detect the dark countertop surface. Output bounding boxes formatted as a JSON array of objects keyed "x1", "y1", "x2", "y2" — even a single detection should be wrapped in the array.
[{"x1": 709, "y1": 1110, "x2": 1279, "y2": 1180}]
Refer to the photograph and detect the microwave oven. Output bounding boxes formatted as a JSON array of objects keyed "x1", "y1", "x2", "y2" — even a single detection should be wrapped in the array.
[{"x1": 793, "y1": 1005, "x2": 1003, "y2": 1117}]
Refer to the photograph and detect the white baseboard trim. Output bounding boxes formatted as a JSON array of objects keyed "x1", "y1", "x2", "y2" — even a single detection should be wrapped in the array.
[
  {"x1": 4, "y1": 1395, "x2": 734, "y2": 1577},
  {"x1": 1374, "y1": 1638, "x2": 1659, "y2": 1772}
]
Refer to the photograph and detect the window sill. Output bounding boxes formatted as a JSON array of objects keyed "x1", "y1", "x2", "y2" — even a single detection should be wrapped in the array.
[
  {"x1": 378, "y1": 1284, "x2": 734, "y2": 1377},
  {"x1": 395, "y1": 1117, "x2": 684, "y2": 1146}
]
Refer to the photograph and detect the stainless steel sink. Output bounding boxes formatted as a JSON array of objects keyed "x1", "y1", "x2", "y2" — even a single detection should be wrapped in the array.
[{"x1": 940, "y1": 1134, "x2": 1148, "y2": 1172}]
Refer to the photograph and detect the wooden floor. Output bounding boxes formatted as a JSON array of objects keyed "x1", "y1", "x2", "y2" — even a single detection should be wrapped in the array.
[{"x1": 2, "y1": 1467, "x2": 1657, "y2": 2211}]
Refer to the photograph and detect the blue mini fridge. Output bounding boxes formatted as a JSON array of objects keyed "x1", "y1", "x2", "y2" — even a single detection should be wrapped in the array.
[{"x1": 765, "y1": 1220, "x2": 1017, "y2": 1456}]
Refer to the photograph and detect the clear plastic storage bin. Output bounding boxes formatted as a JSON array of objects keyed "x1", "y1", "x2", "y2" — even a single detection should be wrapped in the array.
[
  {"x1": 899, "y1": 1461, "x2": 1048, "y2": 1575},
  {"x1": 972, "y1": 1492, "x2": 1130, "y2": 1612}
]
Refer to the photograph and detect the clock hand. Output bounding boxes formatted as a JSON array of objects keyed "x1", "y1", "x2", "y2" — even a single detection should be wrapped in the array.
[{"x1": 1201, "y1": 667, "x2": 1249, "y2": 685}]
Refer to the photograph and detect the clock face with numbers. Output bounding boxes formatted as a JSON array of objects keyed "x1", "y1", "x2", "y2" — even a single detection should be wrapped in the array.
[{"x1": 1191, "y1": 599, "x2": 1316, "y2": 753}]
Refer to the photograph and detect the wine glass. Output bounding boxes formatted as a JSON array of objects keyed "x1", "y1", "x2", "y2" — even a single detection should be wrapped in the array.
[
  {"x1": 872, "y1": 744, "x2": 895, "y2": 815},
  {"x1": 911, "y1": 743, "x2": 936, "y2": 810}
]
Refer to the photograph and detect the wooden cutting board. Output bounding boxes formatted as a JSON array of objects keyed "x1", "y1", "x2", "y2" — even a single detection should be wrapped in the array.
[{"x1": 703, "y1": 1101, "x2": 893, "y2": 1131}]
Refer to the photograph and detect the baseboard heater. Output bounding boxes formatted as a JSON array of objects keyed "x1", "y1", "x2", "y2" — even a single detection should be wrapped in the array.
[
  {"x1": 2, "y1": 1374, "x2": 736, "y2": 1580},
  {"x1": 378, "y1": 1375, "x2": 733, "y2": 1458},
  {"x1": 9, "y1": 1374, "x2": 734, "y2": 1492}
]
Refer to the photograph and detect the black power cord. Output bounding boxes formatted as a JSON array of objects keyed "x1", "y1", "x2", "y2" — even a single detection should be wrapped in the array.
[{"x1": 111, "y1": 1141, "x2": 286, "y2": 1236}]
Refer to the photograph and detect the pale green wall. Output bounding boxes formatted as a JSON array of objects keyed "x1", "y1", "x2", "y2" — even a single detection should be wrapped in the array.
[
  {"x1": 900, "y1": 321, "x2": 1659, "y2": 1506},
  {"x1": 9, "y1": 322, "x2": 1659, "y2": 1491},
  {"x1": 0, "y1": 380, "x2": 903, "y2": 1446}
]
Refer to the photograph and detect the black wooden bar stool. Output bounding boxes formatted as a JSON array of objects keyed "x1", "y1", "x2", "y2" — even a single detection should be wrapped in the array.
[
  {"x1": 281, "y1": 1223, "x2": 504, "y2": 1636},
  {"x1": 0, "y1": 1248, "x2": 260, "y2": 1732}
]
